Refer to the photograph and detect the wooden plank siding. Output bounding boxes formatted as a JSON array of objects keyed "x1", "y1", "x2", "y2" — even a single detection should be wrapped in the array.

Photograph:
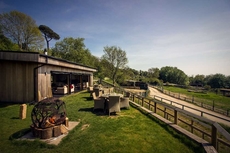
[
  {"x1": 0, "y1": 60, "x2": 36, "y2": 103},
  {"x1": 0, "y1": 51, "x2": 39, "y2": 62},
  {"x1": 0, "y1": 51, "x2": 97, "y2": 103}
]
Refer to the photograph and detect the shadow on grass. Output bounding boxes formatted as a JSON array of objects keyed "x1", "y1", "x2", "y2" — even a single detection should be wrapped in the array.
[
  {"x1": 9, "y1": 128, "x2": 31, "y2": 140},
  {"x1": 0, "y1": 102, "x2": 21, "y2": 108},
  {"x1": 78, "y1": 107, "x2": 109, "y2": 116},
  {"x1": 131, "y1": 103, "x2": 205, "y2": 153},
  {"x1": 11, "y1": 117, "x2": 20, "y2": 119},
  {"x1": 83, "y1": 96, "x2": 93, "y2": 101},
  {"x1": 78, "y1": 107, "x2": 93, "y2": 112}
]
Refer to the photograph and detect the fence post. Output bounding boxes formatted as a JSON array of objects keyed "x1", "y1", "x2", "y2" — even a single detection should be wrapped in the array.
[
  {"x1": 149, "y1": 100, "x2": 151, "y2": 110},
  {"x1": 191, "y1": 120, "x2": 194, "y2": 133},
  {"x1": 192, "y1": 96, "x2": 194, "y2": 103},
  {"x1": 212, "y1": 100, "x2": 214, "y2": 111},
  {"x1": 154, "y1": 102, "x2": 157, "y2": 113},
  {"x1": 142, "y1": 97, "x2": 144, "y2": 106},
  {"x1": 211, "y1": 124, "x2": 217, "y2": 150},
  {"x1": 174, "y1": 109, "x2": 178, "y2": 124},
  {"x1": 132, "y1": 94, "x2": 135, "y2": 102},
  {"x1": 164, "y1": 107, "x2": 166, "y2": 118},
  {"x1": 178, "y1": 93, "x2": 180, "y2": 99}
]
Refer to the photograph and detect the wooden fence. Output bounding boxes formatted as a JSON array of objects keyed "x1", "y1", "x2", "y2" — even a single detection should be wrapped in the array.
[
  {"x1": 153, "y1": 85, "x2": 230, "y2": 117},
  {"x1": 113, "y1": 86, "x2": 230, "y2": 153}
]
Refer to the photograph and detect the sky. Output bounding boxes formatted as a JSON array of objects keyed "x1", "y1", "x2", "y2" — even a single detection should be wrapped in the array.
[{"x1": 1, "y1": 0, "x2": 230, "y2": 76}]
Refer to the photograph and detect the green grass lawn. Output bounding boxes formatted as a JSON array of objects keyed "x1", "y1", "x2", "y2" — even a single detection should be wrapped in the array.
[
  {"x1": 162, "y1": 86, "x2": 230, "y2": 110},
  {"x1": 0, "y1": 91, "x2": 204, "y2": 153}
]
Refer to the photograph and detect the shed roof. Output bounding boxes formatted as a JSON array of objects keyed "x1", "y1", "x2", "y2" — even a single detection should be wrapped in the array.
[
  {"x1": 0, "y1": 50, "x2": 97, "y2": 72},
  {"x1": 220, "y1": 88, "x2": 230, "y2": 92}
]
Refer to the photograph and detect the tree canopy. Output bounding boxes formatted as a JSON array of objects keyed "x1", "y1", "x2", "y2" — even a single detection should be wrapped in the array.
[
  {"x1": 0, "y1": 11, "x2": 44, "y2": 51},
  {"x1": 101, "y1": 46, "x2": 128, "y2": 85},
  {"x1": 0, "y1": 27, "x2": 19, "y2": 50},
  {"x1": 52, "y1": 37, "x2": 93, "y2": 66},
  {"x1": 159, "y1": 66, "x2": 189, "y2": 85},
  {"x1": 39, "y1": 25, "x2": 60, "y2": 51}
]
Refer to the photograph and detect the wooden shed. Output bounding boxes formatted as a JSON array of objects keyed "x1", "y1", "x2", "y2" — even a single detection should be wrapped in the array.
[
  {"x1": 0, "y1": 51, "x2": 97, "y2": 103},
  {"x1": 220, "y1": 88, "x2": 230, "y2": 97}
]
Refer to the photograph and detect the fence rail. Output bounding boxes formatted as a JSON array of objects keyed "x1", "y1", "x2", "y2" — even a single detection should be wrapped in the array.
[
  {"x1": 113, "y1": 86, "x2": 230, "y2": 152},
  {"x1": 153, "y1": 95, "x2": 230, "y2": 123},
  {"x1": 152, "y1": 85, "x2": 230, "y2": 117}
]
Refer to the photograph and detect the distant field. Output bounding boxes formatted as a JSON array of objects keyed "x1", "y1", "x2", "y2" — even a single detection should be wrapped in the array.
[{"x1": 162, "y1": 86, "x2": 230, "y2": 110}]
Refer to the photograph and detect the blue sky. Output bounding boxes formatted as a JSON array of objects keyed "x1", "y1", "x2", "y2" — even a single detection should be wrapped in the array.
[{"x1": 1, "y1": 0, "x2": 230, "y2": 76}]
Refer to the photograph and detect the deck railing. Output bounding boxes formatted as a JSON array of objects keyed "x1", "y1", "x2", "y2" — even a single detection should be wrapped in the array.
[{"x1": 113, "y1": 86, "x2": 230, "y2": 152}]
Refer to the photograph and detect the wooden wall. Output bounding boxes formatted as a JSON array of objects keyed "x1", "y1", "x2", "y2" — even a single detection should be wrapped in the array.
[
  {"x1": 0, "y1": 61, "x2": 36, "y2": 103},
  {"x1": 0, "y1": 52, "x2": 96, "y2": 103}
]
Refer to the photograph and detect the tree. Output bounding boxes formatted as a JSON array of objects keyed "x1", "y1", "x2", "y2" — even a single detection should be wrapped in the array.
[
  {"x1": 207, "y1": 74, "x2": 226, "y2": 88},
  {"x1": 148, "y1": 67, "x2": 160, "y2": 78},
  {"x1": 159, "y1": 66, "x2": 188, "y2": 85},
  {"x1": 0, "y1": 27, "x2": 19, "y2": 50},
  {"x1": 0, "y1": 11, "x2": 44, "y2": 51},
  {"x1": 52, "y1": 37, "x2": 92, "y2": 66},
  {"x1": 101, "y1": 46, "x2": 128, "y2": 85},
  {"x1": 190, "y1": 75, "x2": 205, "y2": 86},
  {"x1": 39, "y1": 25, "x2": 60, "y2": 51}
]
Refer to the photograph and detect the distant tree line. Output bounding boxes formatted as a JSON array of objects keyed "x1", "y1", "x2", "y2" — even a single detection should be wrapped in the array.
[{"x1": 0, "y1": 10, "x2": 229, "y2": 89}]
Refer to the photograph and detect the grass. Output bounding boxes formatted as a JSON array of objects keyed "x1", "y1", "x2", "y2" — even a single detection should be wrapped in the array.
[
  {"x1": 0, "y1": 91, "x2": 204, "y2": 153},
  {"x1": 162, "y1": 86, "x2": 230, "y2": 110}
]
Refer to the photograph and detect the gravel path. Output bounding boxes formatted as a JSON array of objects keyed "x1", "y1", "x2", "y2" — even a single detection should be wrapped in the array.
[{"x1": 148, "y1": 86, "x2": 230, "y2": 127}]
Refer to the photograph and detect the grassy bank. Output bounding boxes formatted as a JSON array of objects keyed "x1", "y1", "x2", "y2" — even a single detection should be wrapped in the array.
[
  {"x1": 162, "y1": 86, "x2": 230, "y2": 110},
  {"x1": 0, "y1": 91, "x2": 204, "y2": 153}
]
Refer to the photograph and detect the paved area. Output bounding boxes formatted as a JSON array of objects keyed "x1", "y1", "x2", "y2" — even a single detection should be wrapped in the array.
[
  {"x1": 149, "y1": 87, "x2": 230, "y2": 127},
  {"x1": 18, "y1": 121, "x2": 80, "y2": 145}
]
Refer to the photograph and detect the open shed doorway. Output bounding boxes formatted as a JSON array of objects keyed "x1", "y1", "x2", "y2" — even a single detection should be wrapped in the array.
[
  {"x1": 51, "y1": 73, "x2": 71, "y2": 95},
  {"x1": 51, "y1": 71, "x2": 90, "y2": 95}
]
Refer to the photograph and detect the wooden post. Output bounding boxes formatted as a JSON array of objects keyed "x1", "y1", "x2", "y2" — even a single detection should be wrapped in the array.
[
  {"x1": 132, "y1": 94, "x2": 135, "y2": 102},
  {"x1": 154, "y1": 102, "x2": 157, "y2": 113},
  {"x1": 67, "y1": 74, "x2": 71, "y2": 94},
  {"x1": 19, "y1": 104, "x2": 27, "y2": 119},
  {"x1": 164, "y1": 107, "x2": 166, "y2": 118},
  {"x1": 212, "y1": 100, "x2": 215, "y2": 111},
  {"x1": 211, "y1": 124, "x2": 217, "y2": 149},
  {"x1": 142, "y1": 98, "x2": 144, "y2": 106},
  {"x1": 149, "y1": 100, "x2": 151, "y2": 110},
  {"x1": 80, "y1": 75, "x2": 83, "y2": 90},
  {"x1": 191, "y1": 120, "x2": 194, "y2": 133},
  {"x1": 174, "y1": 110, "x2": 178, "y2": 124}
]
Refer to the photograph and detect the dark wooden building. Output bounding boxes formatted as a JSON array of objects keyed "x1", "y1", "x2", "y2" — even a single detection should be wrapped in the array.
[{"x1": 0, "y1": 51, "x2": 97, "y2": 103}]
